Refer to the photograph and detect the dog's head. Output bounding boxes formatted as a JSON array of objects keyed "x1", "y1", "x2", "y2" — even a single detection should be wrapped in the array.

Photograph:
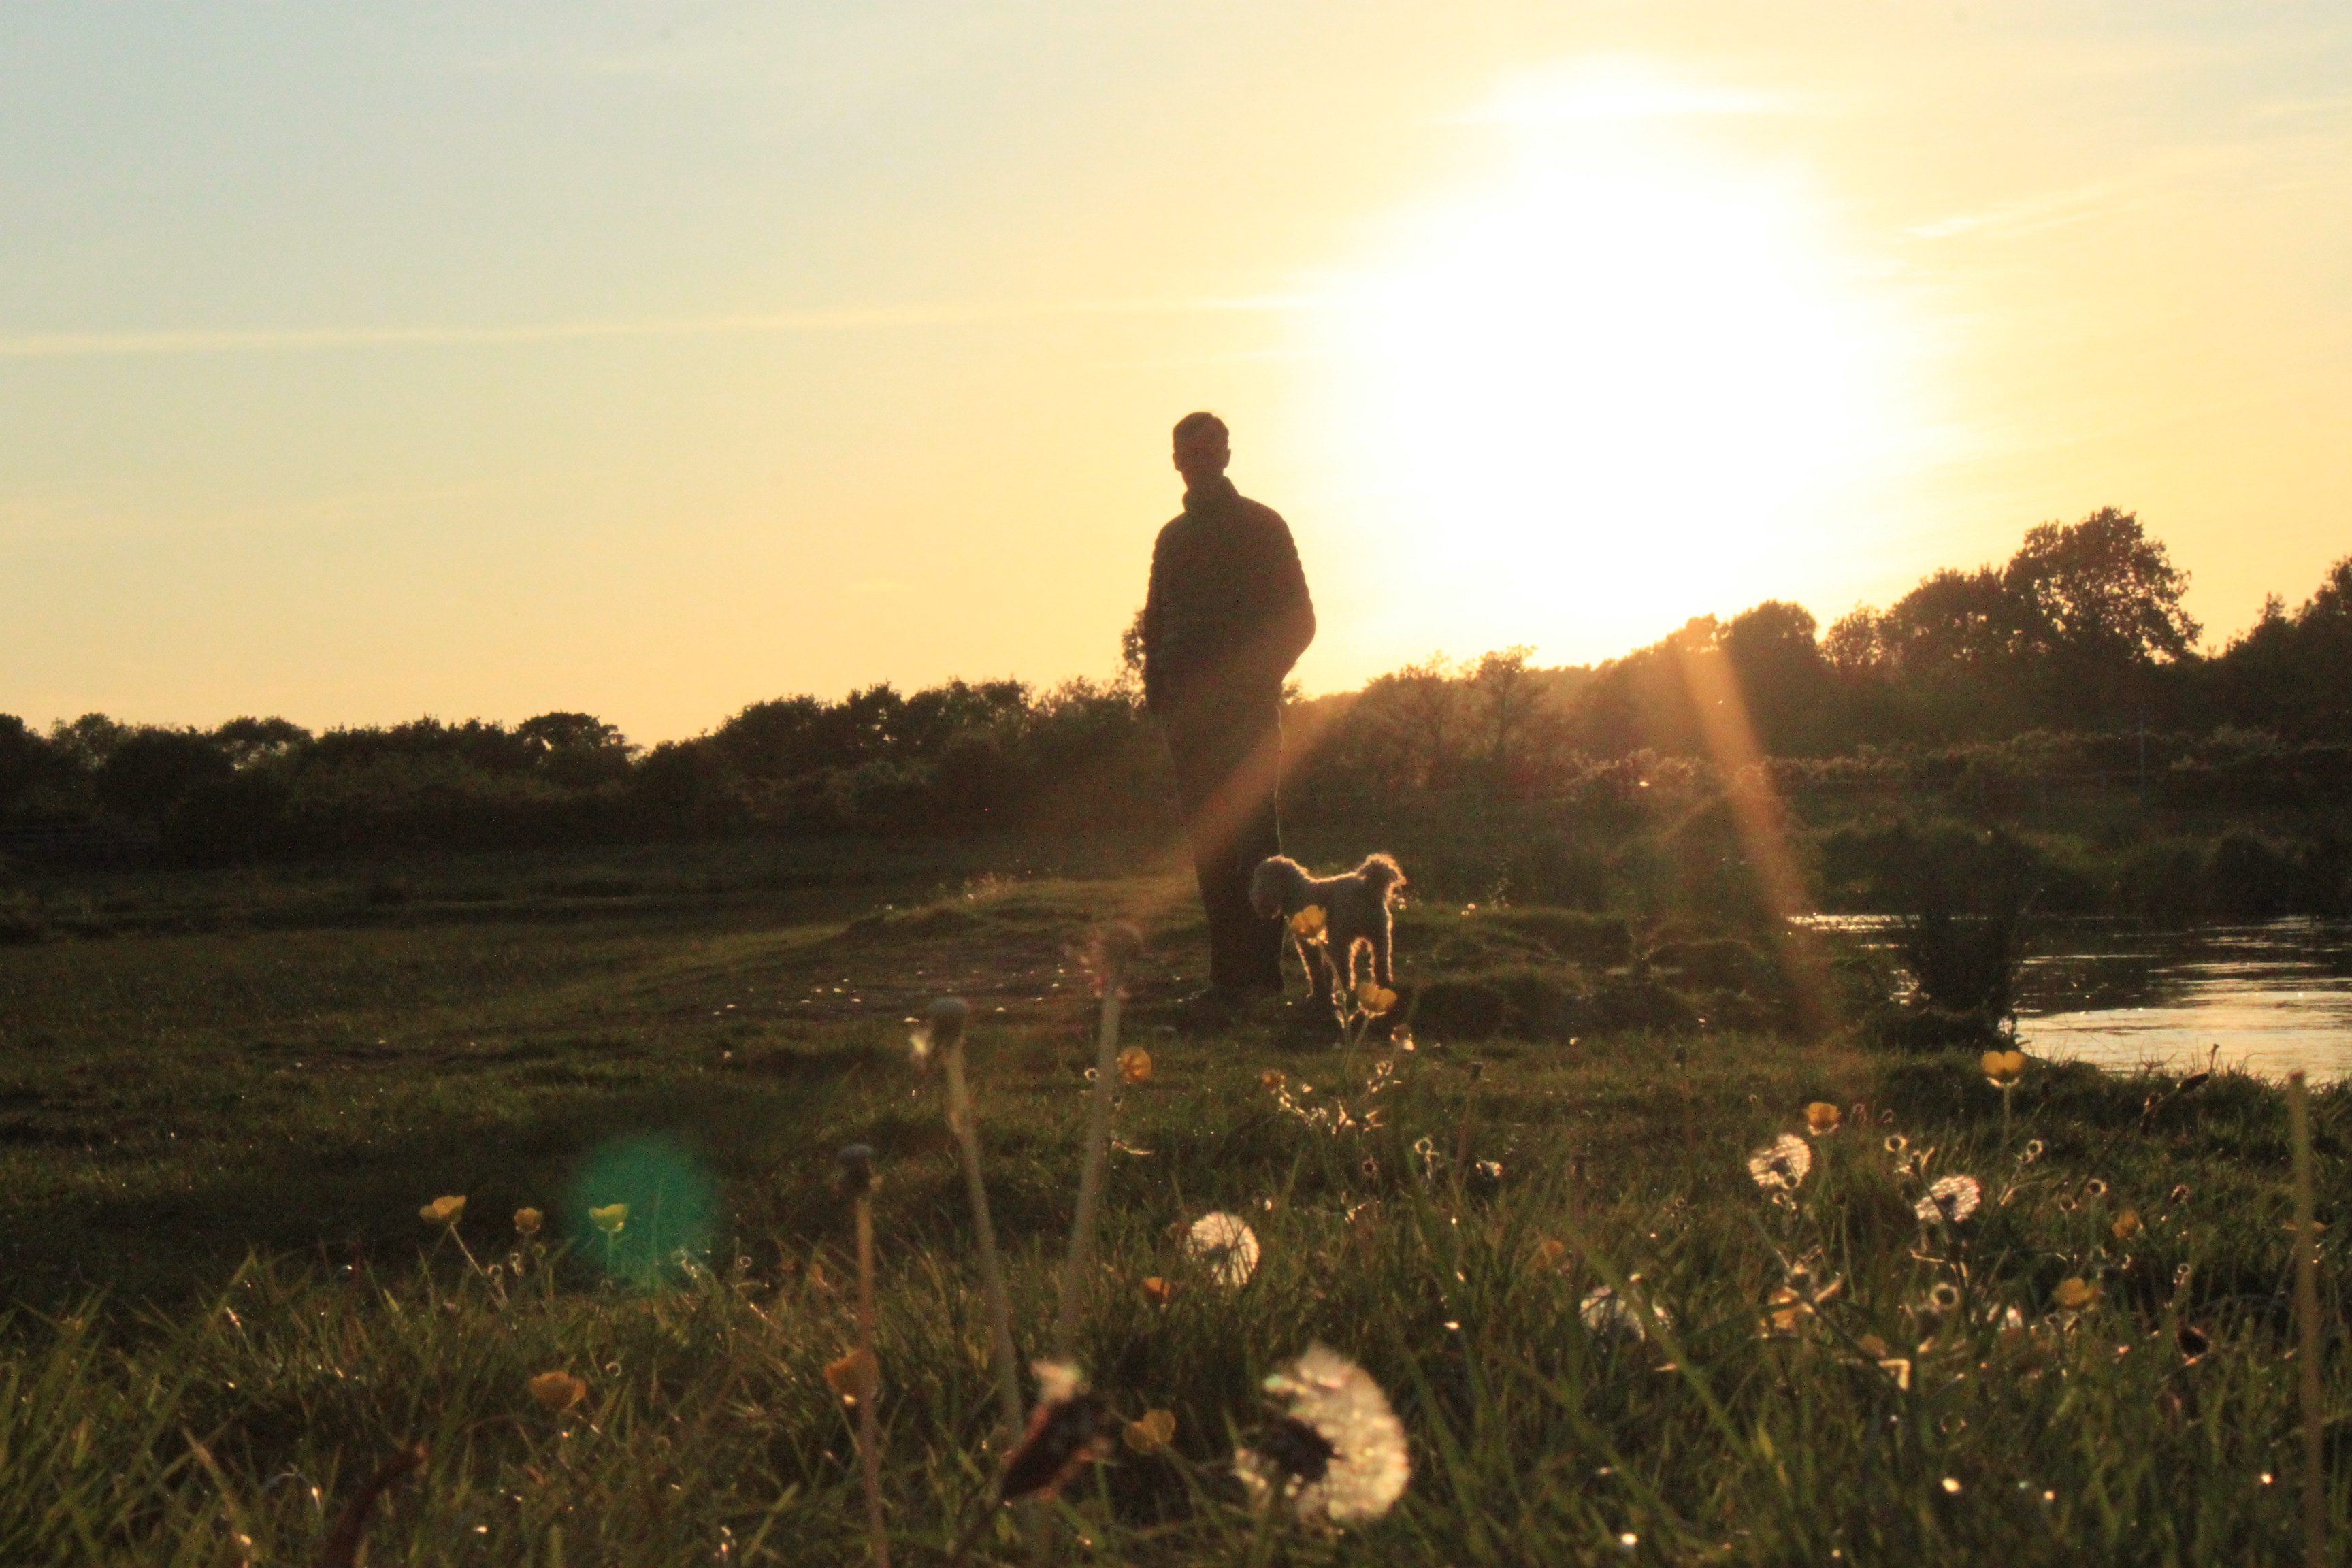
[
  {"x1": 1250, "y1": 856, "x2": 1306, "y2": 918},
  {"x1": 1356, "y1": 853, "x2": 1407, "y2": 897}
]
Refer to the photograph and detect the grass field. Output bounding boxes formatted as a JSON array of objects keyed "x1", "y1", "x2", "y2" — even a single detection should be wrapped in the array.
[{"x1": 1, "y1": 838, "x2": 2345, "y2": 1565}]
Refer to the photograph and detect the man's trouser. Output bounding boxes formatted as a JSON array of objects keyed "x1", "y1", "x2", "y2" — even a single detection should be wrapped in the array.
[{"x1": 1160, "y1": 687, "x2": 1286, "y2": 993}]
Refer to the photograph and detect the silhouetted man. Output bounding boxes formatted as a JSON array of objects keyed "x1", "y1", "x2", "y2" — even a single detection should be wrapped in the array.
[{"x1": 1142, "y1": 412, "x2": 1315, "y2": 1011}]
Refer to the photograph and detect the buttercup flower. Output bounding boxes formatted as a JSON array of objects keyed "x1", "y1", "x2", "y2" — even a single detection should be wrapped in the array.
[
  {"x1": 1804, "y1": 1102, "x2": 1842, "y2": 1137},
  {"x1": 1354, "y1": 979, "x2": 1399, "y2": 1015},
  {"x1": 1291, "y1": 906, "x2": 1328, "y2": 938},
  {"x1": 589, "y1": 1203, "x2": 629, "y2": 1236},
  {"x1": 1748, "y1": 1134, "x2": 1813, "y2": 1191},
  {"x1": 1237, "y1": 1344, "x2": 1409, "y2": 1524},
  {"x1": 1118, "y1": 1046, "x2": 1153, "y2": 1085},
  {"x1": 513, "y1": 1207, "x2": 543, "y2": 1237},
  {"x1": 1187, "y1": 1212, "x2": 1261, "y2": 1289},
  {"x1": 2053, "y1": 1277, "x2": 2100, "y2": 1312},
  {"x1": 2112, "y1": 1209, "x2": 2142, "y2": 1241},
  {"x1": 1916, "y1": 1175, "x2": 1982, "y2": 1225},
  {"x1": 419, "y1": 1195, "x2": 466, "y2": 1225},
  {"x1": 1124, "y1": 1409, "x2": 1177, "y2": 1454},
  {"x1": 1982, "y1": 1049, "x2": 2027, "y2": 1088},
  {"x1": 528, "y1": 1371, "x2": 587, "y2": 1411},
  {"x1": 825, "y1": 1348, "x2": 879, "y2": 1403}
]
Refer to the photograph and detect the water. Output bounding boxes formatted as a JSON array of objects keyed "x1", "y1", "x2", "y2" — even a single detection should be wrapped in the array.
[
  {"x1": 2013, "y1": 919, "x2": 2352, "y2": 1083},
  {"x1": 1804, "y1": 915, "x2": 2352, "y2": 1081}
]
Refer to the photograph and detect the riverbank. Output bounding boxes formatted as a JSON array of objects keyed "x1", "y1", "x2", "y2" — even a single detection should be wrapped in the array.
[{"x1": 1, "y1": 862, "x2": 2345, "y2": 1563}]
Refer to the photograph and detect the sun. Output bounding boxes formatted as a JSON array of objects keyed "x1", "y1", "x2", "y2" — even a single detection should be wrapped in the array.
[{"x1": 1322, "y1": 113, "x2": 1890, "y2": 664}]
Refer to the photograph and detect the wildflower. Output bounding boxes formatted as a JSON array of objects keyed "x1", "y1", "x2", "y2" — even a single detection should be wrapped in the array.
[
  {"x1": 588, "y1": 1203, "x2": 628, "y2": 1236},
  {"x1": 1000, "y1": 1362, "x2": 1112, "y2": 1501},
  {"x1": 1140, "y1": 1275, "x2": 1173, "y2": 1305},
  {"x1": 1237, "y1": 1344, "x2": 1409, "y2": 1524},
  {"x1": 1124, "y1": 1409, "x2": 1177, "y2": 1455},
  {"x1": 2112, "y1": 1209, "x2": 2142, "y2": 1241},
  {"x1": 1747, "y1": 1134, "x2": 1813, "y2": 1191},
  {"x1": 1579, "y1": 1286, "x2": 1671, "y2": 1342},
  {"x1": 418, "y1": 1195, "x2": 466, "y2": 1225},
  {"x1": 1187, "y1": 1212, "x2": 1261, "y2": 1289},
  {"x1": 1535, "y1": 1238, "x2": 1569, "y2": 1269},
  {"x1": 2053, "y1": 1277, "x2": 2100, "y2": 1312},
  {"x1": 528, "y1": 1371, "x2": 587, "y2": 1412},
  {"x1": 1118, "y1": 1045, "x2": 1153, "y2": 1084},
  {"x1": 1805, "y1": 1102, "x2": 1842, "y2": 1137},
  {"x1": 1916, "y1": 1175, "x2": 1982, "y2": 1225},
  {"x1": 825, "y1": 1348, "x2": 879, "y2": 1403},
  {"x1": 1291, "y1": 906, "x2": 1328, "y2": 938},
  {"x1": 1354, "y1": 979, "x2": 1399, "y2": 1015},
  {"x1": 1982, "y1": 1049, "x2": 2026, "y2": 1087},
  {"x1": 513, "y1": 1207, "x2": 543, "y2": 1237},
  {"x1": 1763, "y1": 1286, "x2": 1808, "y2": 1337}
]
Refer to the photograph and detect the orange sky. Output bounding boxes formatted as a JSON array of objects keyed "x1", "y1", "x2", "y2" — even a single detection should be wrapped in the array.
[{"x1": 3, "y1": 3, "x2": 2346, "y2": 740}]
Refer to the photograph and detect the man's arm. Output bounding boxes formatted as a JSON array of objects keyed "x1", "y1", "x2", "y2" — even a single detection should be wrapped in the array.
[
  {"x1": 1141, "y1": 531, "x2": 1169, "y2": 713},
  {"x1": 1260, "y1": 510, "x2": 1316, "y2": 678}
]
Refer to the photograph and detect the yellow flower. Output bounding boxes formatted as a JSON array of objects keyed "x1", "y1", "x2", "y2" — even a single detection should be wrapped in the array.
[
  {"x1": 824, "y1": 1347, "x2": 878, "y2": 1403},
  {"x1": 1290, "y1": 906, "x2": 1327, "y2": 938},
  {"x1": 1140, "y1": 1275, "x2": 1174, "y2": 1305},
  {"x1": 2053, "y1": 1277, "x2": 2100, "y2": 1311},
  {"x1": 514, "y1": 1207, "x2": 544, "y2": 1237},
  {"x1": 418, "y1": 1195, "x2": 466, "y2": 1225},
  {"x1": 1354, "y1": 979, "x2": 1399, "y2": 1015},
  {"x1": 1534, "y1": 1237, "x2": 1569, "y2": 1269},
  {"x1": 1124, "y1": 1409, "x2": 1177, "y2": 1454},
  {"x1": 2112, "y1": 1209, "x2": 2142, "y2": 1241},
  {"x1": 1804, "y1": 1102, "x2": 1842, "y2": 1137},
  {"x1": 589, "y1": 1203, "x2": 629, "y2": 1236},
  {"x1": 528, "y1": 1371, "x2": 587, "y2": 1411},
  {"x1": 1118, "y1": 1046, "x2": 1153, "y2": 1085},
  {"x1": 1982, "y1": 1049, "x2": 2027, "y2": 1088}
]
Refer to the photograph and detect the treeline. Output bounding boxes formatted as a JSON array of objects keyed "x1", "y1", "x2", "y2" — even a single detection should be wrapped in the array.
[{"x1": 2, "y1": 508, "x2": 2348, "y2": 870}]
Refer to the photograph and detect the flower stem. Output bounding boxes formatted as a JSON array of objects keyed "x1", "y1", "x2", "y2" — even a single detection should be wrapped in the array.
[
  {"x1": 944, "y1": 1044, "x2": 1024, "y2": 1452},
  {"x1": 1054, "y1": 941, "x2": 1128, "y2": 1362},
  {"x1": 2289, "y1": 1069, "x2": 2325, "y2": 1568},
  {"x1": 852, "y1": 1188, "x2": 892, "y2": 1568}
]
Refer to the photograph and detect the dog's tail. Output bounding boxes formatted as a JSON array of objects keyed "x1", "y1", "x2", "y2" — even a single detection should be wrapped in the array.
[{"x1": 1355, "y1": 853, "x2": 1406, "y2": 895}]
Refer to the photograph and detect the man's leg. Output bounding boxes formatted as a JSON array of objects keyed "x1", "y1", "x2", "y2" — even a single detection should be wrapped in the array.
[{"x1": 1167, "y1": 697, "x2": 1287, "y2": 994}]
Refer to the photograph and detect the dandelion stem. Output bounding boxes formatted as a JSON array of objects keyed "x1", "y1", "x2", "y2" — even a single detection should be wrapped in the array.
[
  {"x1": 943, "y1": 1039, "x2": 1024, "y2": 1452},
  {"x1": 840, "y1": 1147, "x2": 892, "y2": 1568},
  {"x1": 1054, "y1": 928, "x2": 1134, "y2": 1362},
  {"x1": 2289, "y1": 1069, "x2": 2325, "y2": 1568}
]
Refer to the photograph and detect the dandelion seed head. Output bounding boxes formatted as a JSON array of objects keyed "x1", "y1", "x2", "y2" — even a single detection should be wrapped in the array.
[
  {"x1": 1916, "y1": 1175, "x2": 1982, "y2": 1226},
  {"x1": 1240, "y1": 1343, "x2": 1409, "y2": 1524},
  {"x1": 1186, "y1": 1212, "x2": 1261, "y2": 1289},
  {"x1": 1748, "y1": 1134, "x2": 1812, "y2": 1191}
]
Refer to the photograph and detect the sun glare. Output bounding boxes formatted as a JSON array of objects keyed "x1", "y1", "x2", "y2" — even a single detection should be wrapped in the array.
[{"x1": 1328, "y1": 95, "x2": 1888, "y2": 663}]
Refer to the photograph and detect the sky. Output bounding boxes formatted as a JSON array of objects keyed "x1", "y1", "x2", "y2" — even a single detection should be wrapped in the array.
[{"x1": 3, "y1": 2, "x2": 2347, "y2": 742}]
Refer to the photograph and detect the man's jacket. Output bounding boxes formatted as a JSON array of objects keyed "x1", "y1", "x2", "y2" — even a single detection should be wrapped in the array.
[{"x1": 1141, "y1": 475, "x2": 1316, "y2": 714}]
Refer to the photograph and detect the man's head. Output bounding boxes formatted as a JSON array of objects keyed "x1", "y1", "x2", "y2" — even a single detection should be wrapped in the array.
[{"x1": 1172, "y1": 411, "x2": 1230, "y2": 489}]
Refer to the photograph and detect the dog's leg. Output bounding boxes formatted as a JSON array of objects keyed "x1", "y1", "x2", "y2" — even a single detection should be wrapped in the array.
[{"x1": 1371, "y1": 913, "x2": 1394, "y2": 990}]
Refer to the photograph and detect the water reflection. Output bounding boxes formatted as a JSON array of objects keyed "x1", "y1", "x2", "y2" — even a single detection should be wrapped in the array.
[
  {"x1": 1801, "y1": 915, "x2": 2352, "y2": 1081},
  {"x1": 2012, "y1": 919, "x2": 2352, "y2": 1083}
]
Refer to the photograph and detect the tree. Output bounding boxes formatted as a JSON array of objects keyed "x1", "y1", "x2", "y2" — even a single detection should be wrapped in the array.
[
  {"x1": 2003, "y1": 506, "x2": 2198, "y2": 668},
  {"x1": 95, "y1": 729, "x2": 235, "y2": 821}
]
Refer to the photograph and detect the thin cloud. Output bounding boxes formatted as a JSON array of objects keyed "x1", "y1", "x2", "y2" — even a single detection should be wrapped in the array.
[{"x1": 0, "y1": 296, "x2": 1310, "y2": 361}]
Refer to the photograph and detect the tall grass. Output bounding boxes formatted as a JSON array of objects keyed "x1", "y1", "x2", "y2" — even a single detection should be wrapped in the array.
[{"x1": 3, "y1": 1034, "x2": 2345, "y2": 1565}]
